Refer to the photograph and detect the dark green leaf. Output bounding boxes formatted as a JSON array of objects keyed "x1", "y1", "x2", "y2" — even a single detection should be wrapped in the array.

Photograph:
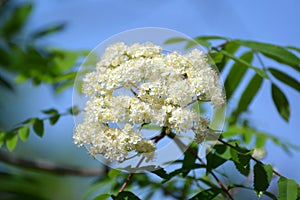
[
  {"x1": 182, "y1": 142, "x2": 198, "y2": 176},
  {"x1": 49, "y1": 115, "x2": 60, "y2": 125},
  {"x1": 151, "y1": 168, "x2": 171, "y2": 180},
  {"x1": 2, "y1": 3, "x2": 33, "y2": 37},
  {"x1": 6, "y1": 134, "x2": 18, "y2": 151},
  {"x1": 164, "y1": 37, "x2": 187, "y2": 44},
  {"x1": 234, "y1": 40, "x2": 300, "y2": 71},
  {"x1": 234, "y1": 74, "x2": 264, "y2": 115},
  {"x1": 278, "y1": 177, "x2": 298, "y2": 200},
  {"x1": 18, "y1": 126, "x2": 30, "y2": 142},
  {"x1": 93, "y1": 194, "x2": 111, "y2": 200},
  {"x1": 271, "y1": 84, "x2": 290, "y2": 122},
  {"x1": 253, "y1": 163, "x2": 271, "y2": 197},
  {"x1": 220, "y1": 50, "x2": 268, "y2": 78},
  {"x1": 42, "y1": 108, "x2": 59, "y2": 115},
  {"x1": 230, "y1": 147, "x2": 251, "y2": 176},
  {"x1": 269, "y1": 68, "x2": 300, "y2": 92},
  {"x1": 31, "y1": 23, "x2": 66, "y2": 38},
  {"x1": 224, "y1": 51, "x2": 253, "y2": 99},
  {"x1": 33, "y1": 119, "x2": 44, "y2": 137},
  {"x1": 189, "y1": 188, "x2": 221, "y2": 200},
  {"x1": 111, "y1": 191, "x2": 141, "y2": 200},
  {"x1": 206, "y1": 152, "x2": 227, "y2": 174}
]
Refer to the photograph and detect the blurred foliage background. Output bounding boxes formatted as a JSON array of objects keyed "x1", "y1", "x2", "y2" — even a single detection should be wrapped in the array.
[{"x1": 0, "y1": 0, "x2": 299, "y2": 199}]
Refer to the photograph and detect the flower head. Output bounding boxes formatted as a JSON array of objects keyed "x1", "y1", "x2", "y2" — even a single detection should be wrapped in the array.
[{"x1": 74, "y1": 42, "x2": 225, "y2": 162}]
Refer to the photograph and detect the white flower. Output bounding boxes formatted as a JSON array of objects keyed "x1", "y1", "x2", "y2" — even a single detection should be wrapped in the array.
[{"x1": 74, "y1": 42, "x2": 225, "y2": 162}]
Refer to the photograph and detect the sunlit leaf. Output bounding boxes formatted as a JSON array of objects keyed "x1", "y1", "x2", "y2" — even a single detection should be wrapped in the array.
[
  {"x1": 18, "y1": 126, "x2": 30, "y2": 142},
  {"x1": 220, "y1": 50, "x2": 268, "y2": 78},
  {"x1": 224, "y1": 51, "x2": 253, "y2": 99},
  {"x1": 269, "y1": 68, "x2": 300, "y2": 92},
  {"x1": 271, "y1": 84, "x2": 290, "y2": 122},
  {"x1": 93, "y1": 194, "x2": 111, "y2": 200},
  {"x1": 234, "y1": 74, "x2": 264, "y2": 116},
  {"x1": 164, "y1": 37, "x2": 187, "y2": 44},
  {"x1": 234, "y1": 40, "x2": 300, "y2": 71},
  {"x1": 278, "y1": 177, "x2": 298, "y2": 200},
  {"x1": 6, "y1": 133, "x2": 18, "y2": 151}
]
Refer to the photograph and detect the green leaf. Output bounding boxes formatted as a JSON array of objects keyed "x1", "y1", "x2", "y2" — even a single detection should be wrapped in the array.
[
  {"x1": 234, "y1": 40, "x2": 300, "y2": 71},
  {"x1": 210, "y1": 52, "x2": 224, "y2": 64},
  {"x1": 33, "y1": 119, "x2": 44, "y2": 137},
  {"x1": 214, "y1": 42, "x2": 239, "y2": 72},
  {"x1": 286, "y1": 46, "x2": 300, "y2": 54},
  {"x1": 220, "y1": 50, "x2": 268, "y2": 78},
  {"x1": 234, "y1": 74, "x2": 264, "y2": 115},
  {"x1": 182, "y1": 142, "x2": 198, "y2": 176},
  {"x1": 230, "y1": 147, "x2": 252, "y2": 176},
  {"x1": 271, "y1": 84, "x2": 290, "y2": 122},
  {"x1": 108, "y1": 169, "x2": 121, "y2": 179},
  {"x1": 189, "y1": 188, "x2": 221, "y2": 200},
  {"x1": 278, "y1": 177, "x2": 298, "y2": 200},
  {"x1": 18, "y1": 126, "x2": 30, "y2": 142},
  {"x1": 49, "y1": 115, "x2": 60, "y2": 125},
  {"x1": 224, "y1": 51, "x2": 253, "y2": 99},
  {"x1": 42, "y1": 108, "x2": 59, "y2": 115},
  {"x1": 255, "y1": 134, "x2": 268, "y2": 149},
  {"x1": 253, "y1": 163, "x2": 271, "y2": 196},
  {"x1": 193, "y1": 38, "x2": 211, "y2": 48},
  {"x1": 206, "y1": 152, "x2": 227, "y2": 174},
  {"x1": 111, "y1": 191, "x2": 141, "y2": 200},
  {"x1": 164, "y1": 37, "x2": 187, "y2": 44},
  {"x1": 195, "y1": 36, "x2": 228, "y2": 41},
  {"x1": 2, "y1": 3, "x2": 33, "y2": 37},
  {"x1": 269, "y1": 68, "x2": 300, "y2": 92},
  {"x1": 93, "y1": 194, "x2": 110, "y2": 200},
  {"x1": 31, "y1": 23, "x2": 66, "y2": 38},
  {"x1": 6, "y1": 134, "x2": 18, "y2": 151},
  {"x1": 0, "y1": 132, "x2": 5, "y2": 147}
]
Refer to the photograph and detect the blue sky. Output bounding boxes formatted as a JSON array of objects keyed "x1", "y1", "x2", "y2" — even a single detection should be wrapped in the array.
[{"x1": 3, "y1": 0, "x2": 300, "y2": 198}]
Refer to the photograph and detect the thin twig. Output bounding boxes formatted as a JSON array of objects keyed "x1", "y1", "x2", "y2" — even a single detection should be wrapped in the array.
[{"x1": 0, "y1": 150, "x2": 104, "y2": 177}]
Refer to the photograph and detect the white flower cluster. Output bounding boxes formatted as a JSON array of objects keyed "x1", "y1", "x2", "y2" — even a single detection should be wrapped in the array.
[{"x1": 73, "y1": 42, "x2": 225, "y2": 162}]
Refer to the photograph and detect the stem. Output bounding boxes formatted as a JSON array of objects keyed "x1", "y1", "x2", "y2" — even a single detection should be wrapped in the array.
[{"x1": 0, "y1": 150, "x2": 103, "y2": 177}]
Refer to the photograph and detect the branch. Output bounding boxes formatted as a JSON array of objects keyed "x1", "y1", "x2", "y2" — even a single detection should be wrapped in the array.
[{"x1": 0, "y1": 150, "x2": 104, "y2": 177}]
